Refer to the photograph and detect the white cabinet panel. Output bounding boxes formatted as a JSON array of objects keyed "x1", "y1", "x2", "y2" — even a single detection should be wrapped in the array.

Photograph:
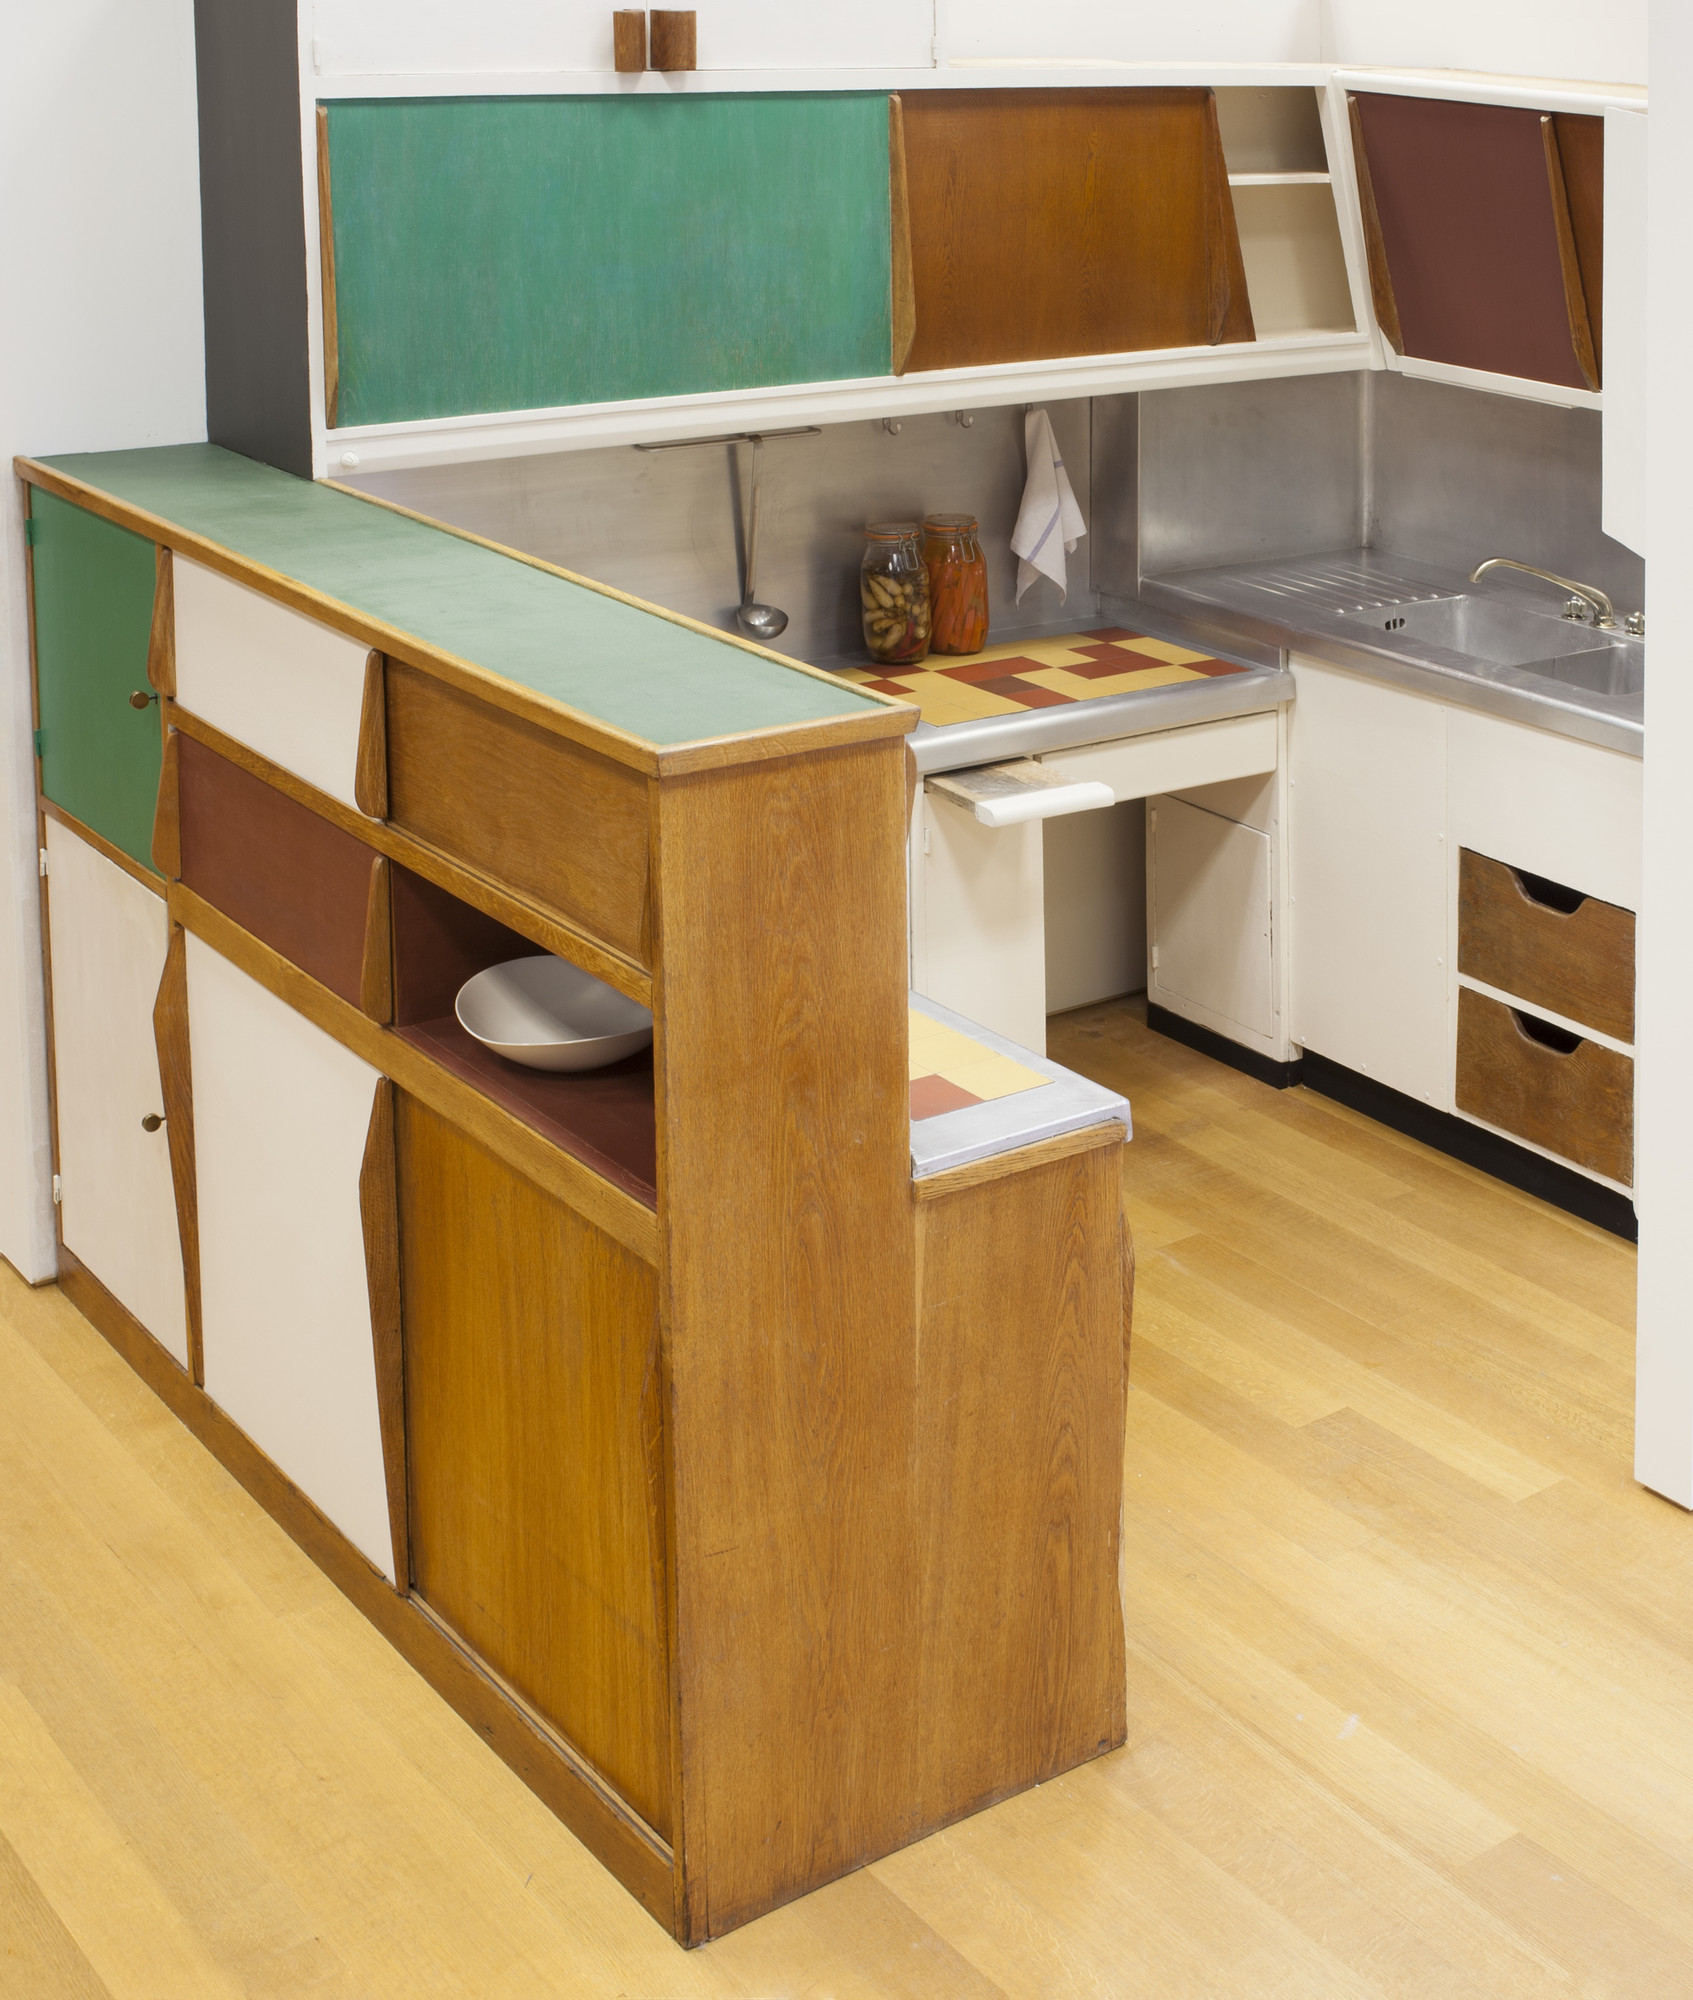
[
  {"x1": 1289, "y1": 662, "x2": 1449, "y2": 1105},
  {"x1": 1044, "y1": 800, "x2": 1146, "y2": 1013},
  {"x1": 1602, "y1": 109, "x2": 1648, "y2": 557},
  {"x1": 173, "y1": 558, "x2": 370, "y2": 812},
  {"x1": 911, "y1": 788, "x2": 1046, "y2": 1053},
  {"x1": 1447, "y1": 709, "x2": 1642, "y2": 912},
  {"x1": 314, "y1": 1, "x2": 937, "y2": 75},
  {"x1": 186, "y1": 936, "x2": 393, "y2": 1579},
  {"x1": 1042, "y1": 711, "x2": 1278, "y2": 803},
  {"x1": 1149, "y1": 795, "x2": 1274, "y2": 1043},
  {"x1": 44, "y1": 822, "x2": 188, "y2": 1366},
  {"x1": 949, "y1": 0, "x2": 1317, "y2": 63}
]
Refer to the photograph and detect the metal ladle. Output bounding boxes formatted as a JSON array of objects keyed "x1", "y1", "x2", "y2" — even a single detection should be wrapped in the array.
[{"x1": 735, "y1": 435, "x2": 788, "y2": 643}]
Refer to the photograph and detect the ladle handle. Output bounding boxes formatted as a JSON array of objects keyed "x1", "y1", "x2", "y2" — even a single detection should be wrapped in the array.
[{"x1": 742, "y1": 435, "x2": 763, "y2": 607}]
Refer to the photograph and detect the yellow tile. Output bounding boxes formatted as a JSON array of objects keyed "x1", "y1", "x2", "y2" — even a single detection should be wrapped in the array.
[
  {"x1": 913, "y1": 688, "x2": 1026, "y2": 725},
  {"x1": 945, "y1": 1051, "x2": 1052, "y2": 1101},
  {"x1": 1016, "y1": 663, "x2": 1206, "y2": 700},
  {"x1": 1115, "y1": 637, "x2": 1217, "y2": 666}
]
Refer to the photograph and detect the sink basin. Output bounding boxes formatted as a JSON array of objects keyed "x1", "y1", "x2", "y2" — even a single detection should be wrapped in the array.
[{"x1": 1337, "y1": 595, "x2": 1604, "y2": 666}]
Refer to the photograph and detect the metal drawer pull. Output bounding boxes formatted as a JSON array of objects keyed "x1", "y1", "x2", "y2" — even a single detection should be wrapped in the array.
[
  {"x1": 141, "y1": 1112, "x2": 165, "y2": 1132},
  {"x1": 129, "y1": 690, "x2": 160, "y2": 710}
]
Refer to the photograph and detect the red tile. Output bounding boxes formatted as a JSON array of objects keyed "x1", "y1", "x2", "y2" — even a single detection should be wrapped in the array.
[
  {"x1": 975, "y1": 677, "x2": 1075, "y2": 707},
  {"x1": 1083, "y1": 626, "x2": 1142, "y2": 641},
  {"x1": 941, "y1": 657, "x2": 1046, "y2": 684},
  {"x1": 909, "y1": 1073, "x2": 984, "y2": 1120},
  {"x1": 1182, "y1": 656, "x2": 1250, "y2": 677},
  {"x1": 863, "y1": 677, "x2": 919, "y2": 695},
  {"x1": 1063, "y1": 649, "x2": 1161, "y2": 680}
]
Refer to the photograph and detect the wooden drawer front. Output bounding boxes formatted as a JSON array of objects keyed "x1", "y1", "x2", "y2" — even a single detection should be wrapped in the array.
[
  {"x1": 178, "y1": 733, "x2": 375, "y2": 1006},
  {"x1": 1458, "y1": 849, "x2": 1634, "y2": 1042},
  {"x1": 1455, "y1": 987, "x2": 1633, "y2": 1186},
  {"x1": 385, "y1": 667, "x2": 651, "y2": 966},
  {"x1": 173, "y1": 557, "x2": 372, "y2": 812}
]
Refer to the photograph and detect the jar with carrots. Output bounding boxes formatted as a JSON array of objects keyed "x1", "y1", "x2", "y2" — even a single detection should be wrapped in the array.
[{"x1": 922, "y1": 514, "x2": 989, "y2": 656}]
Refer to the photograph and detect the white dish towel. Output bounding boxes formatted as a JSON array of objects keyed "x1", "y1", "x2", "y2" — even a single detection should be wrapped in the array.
[{"x1": 1011, "y1": 407, "x2": 1087, "y2": 604}]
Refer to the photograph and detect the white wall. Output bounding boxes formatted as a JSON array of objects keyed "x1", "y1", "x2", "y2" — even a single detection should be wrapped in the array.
[
  {"x1": 948, "y1": 1, "x2": 1319, "y2": 64},
  {"x1": 0, "y1": 0, "x2": 205, "y2": 1283},
  {"x1": 1322, "y1": 0, "x2": 1646, "y2": 86},
  {"x1": 1635, "y1": 3, "x2": 1692, "y2": 1508}
]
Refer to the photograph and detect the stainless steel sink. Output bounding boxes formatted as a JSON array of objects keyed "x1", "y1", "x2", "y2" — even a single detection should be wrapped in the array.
[{"x1": 1337, "y1": 596, "x2": 1597, "y2": 665}]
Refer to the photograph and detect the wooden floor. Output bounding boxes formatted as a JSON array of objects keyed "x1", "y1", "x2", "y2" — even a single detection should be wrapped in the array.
[{"x1": 3, "y1": 997, "x2": 1686, "y2": 1997}]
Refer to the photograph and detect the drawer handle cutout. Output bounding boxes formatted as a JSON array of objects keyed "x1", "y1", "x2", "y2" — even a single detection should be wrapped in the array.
[
  {"x1": 1511, "y1": 867, "x2": 1587, "y2": 916},
  {"x1": 1511, "y1": 1009, "x2": 1583, "y2": 1056}
]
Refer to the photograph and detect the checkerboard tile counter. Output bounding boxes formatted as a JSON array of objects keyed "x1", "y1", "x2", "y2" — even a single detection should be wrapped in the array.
[
  {"x1": 908, "y1": 995, "x2": 1130, "y2": 1179},
  {"x1": 837, "y1": 627, "x2": 1252, "y2": 729}
]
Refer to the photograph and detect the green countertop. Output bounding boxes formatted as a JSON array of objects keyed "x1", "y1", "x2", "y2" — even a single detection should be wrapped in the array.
[{"x1": 41, "y1": 445, "x2": 888, "y2": 749}]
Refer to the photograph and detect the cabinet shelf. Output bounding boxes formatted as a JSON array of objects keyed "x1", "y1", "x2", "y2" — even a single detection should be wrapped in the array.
[{"x1": 1228, "y1": 171, "x2": 1331, "y2": 186}]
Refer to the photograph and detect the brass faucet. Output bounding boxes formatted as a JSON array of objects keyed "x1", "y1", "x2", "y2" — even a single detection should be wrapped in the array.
[{"x1": 1470, "y1": 557, "x2": 1616, "y2": 629}]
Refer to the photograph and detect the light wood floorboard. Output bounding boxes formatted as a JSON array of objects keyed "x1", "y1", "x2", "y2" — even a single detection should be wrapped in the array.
[{"x1": 1, "y1": 996, "x2": 1684, "y2": 1997}]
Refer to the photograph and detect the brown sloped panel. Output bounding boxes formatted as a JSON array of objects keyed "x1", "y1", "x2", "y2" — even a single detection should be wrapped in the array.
[
  {"x1": 900, "y1": 88, "x2": 1251, "y2": 372},
  {"x1": 354, "y1": 649, "x2": 388, "y2": 819},
  {"x1": 1552, "y1": 111, "x2": 1604, "y2": 375},
  {"x1": 152, "y1": 923, "x2": 203, "y2": 1384},
  {"x1": 360, "y1": 1077, "x2": 408, "y2": 1588},
  {"x1": 1349, "y1": 93, "x2": 1589, "y2": 389},
  {"x1": 1204, "y1": 90, "x2": 1255, "y2": 345},
  {"x1": 1348, "y1": 93, "x2": 1403, "y2": 354},
  {"x1": 177, "y1": 731, "x2": 376, "y2": 1006},
  {"x1": 1542, "y1": 117, "x2": 1599, "y2": 391}
]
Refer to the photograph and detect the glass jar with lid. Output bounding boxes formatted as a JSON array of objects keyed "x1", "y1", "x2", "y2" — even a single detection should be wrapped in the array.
[
  {"x1": 860, "y1": 523, "x2": 931, "y2": 665},
  {"x1": 921, "y1": 513, "x2": 989, "y2": 656}
]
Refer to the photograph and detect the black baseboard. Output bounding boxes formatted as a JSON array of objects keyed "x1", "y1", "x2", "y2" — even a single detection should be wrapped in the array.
[
  {"x1": 1145, "y1": 1003, "x2": 1305, "y2": 1089},
  {"x1": 1300, "y1": 1050, "x2": 1637, "y2": 1242},
  {"x1": 1142, "y1": 1006, "x2": 1637, "y2": 1241}
]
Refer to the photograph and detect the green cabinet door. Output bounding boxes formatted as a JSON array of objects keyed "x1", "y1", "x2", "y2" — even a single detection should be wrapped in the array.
[{"x1": 29, "y1": 490, "x2": 162, "y2": 872}]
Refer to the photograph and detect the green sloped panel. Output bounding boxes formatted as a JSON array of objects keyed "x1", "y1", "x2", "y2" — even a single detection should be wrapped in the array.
[
  {"x1": 327, "y1": 93, "x2": 893, "y2": 425},
  {"x1": 29, "y1": 491, "x2": 161, "y2": 872}
]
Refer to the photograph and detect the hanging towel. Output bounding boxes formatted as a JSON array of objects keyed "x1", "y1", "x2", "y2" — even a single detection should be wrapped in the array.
[{"x1": 1011, "y1": 407, "x2": 1087, "y2": 604}]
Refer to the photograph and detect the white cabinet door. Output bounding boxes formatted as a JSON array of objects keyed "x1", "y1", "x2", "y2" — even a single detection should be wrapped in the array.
[
  {"x1": 1149, "y1": 795, "x2": 1275, "y2": 1045},
  {"x1": 911, "y1": 787, "x2": 1047, "y2": 1053},
  {"x1": 45, "y1": 822, "x2": 189, "y2": 1366},
  {"x1": 1289, "y1": 661, "x2": 1450, "y2": 1106},
  {"x1": 173, "y1": 559, "x2": 371, "y2": 812},
  {"x1": 186, "y1": 936, "x2": 394, "y2": 1580}
]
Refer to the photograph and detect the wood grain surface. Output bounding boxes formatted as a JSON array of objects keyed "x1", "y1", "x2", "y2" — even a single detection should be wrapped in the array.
[
  {"x1": 150, "y1": 727, "x2": 180, "y2": 879},
  {"x1": 359, "y1": 1079, "x2": 408, "y2": 1588},
  {"x1": 385, "y1": 663, "x2": 653, "y2": 966},
  {"x1": 899, "y1": 88, "x2": 1251, "y2": 371},
  {"x1": 146, "y1": 545, "x2": 175, "y2": 698},
  {"x1": 911, "y1": 1136, "x2": 1129, "y2": 1827},
  {"x1": 317, "y1": 106, "x2": 341, "y2": 430},
  {"x1": 151, "y1": 925, "x2": 203, "y2": 1385},
  {"x1": 359, "y1": 855, "x2": 393, "y2": 1023},
  {"x1": 613, "y1": 10, "x2": 647, "y2": 72},
  {"x1": 1552, "y1": 113, "x2": 1604, "y2": 373},
  {"x1": 1458, "y1": 849, "x2": 1634, "y2": 1042},
  {"x1": 354, "y1": 650, "x2": 387, "y2": 818},
  {"x1": 8, "y1": 995, "x2": 1675, "y2": 1994},
  {"x1": 1456, "y1": 986, "x2": 1633, "y2": 1185},
  {"x1": 1541, "y1": 117, "x2": 1599, "y2": 391},
  {"x1": 1348, "y1": 92, "x2": 1405, "y2": 354},
  {"x1": 397, "y1": 1094, "x2": 673, "y2": 1837},
  {"x1": 177, "y1": 733, "x2": 379, "y2": 1008},
  {"x1": 647, "y1": 9, "x2": 694, "y2": 69},
  {"x1": 889, "y1": 94, "x2": 915, "y2": 373},
  {"x1": 1349, "y1": 93, "x2": 1590, "y2": 388}
]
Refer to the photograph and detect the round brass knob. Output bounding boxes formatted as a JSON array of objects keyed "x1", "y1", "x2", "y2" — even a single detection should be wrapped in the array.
[
  {"x1": 129, "y1": 690, "x2": 158, "y2": 710},
  {"x1": 141, "y1": 1113, "x2": 164, "y2": 1132}
]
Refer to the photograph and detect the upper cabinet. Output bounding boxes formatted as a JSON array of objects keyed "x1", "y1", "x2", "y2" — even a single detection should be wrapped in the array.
[{"x1": 1348, "y1": 93, "x2": 1604, "y2": 393}]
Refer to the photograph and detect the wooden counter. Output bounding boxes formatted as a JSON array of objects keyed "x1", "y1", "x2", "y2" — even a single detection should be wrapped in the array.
[{"x1": 17, "y1": 445, "x2": 1131, "y2": 1943}]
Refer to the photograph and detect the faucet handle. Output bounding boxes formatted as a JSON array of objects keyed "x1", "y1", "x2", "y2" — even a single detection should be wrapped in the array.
[
  {"x1": 1561, "y1": 596, "x2": 1591, "y2": 623},
  {"x1": 1625, "y1": 611, "x2": 1646, "y2": 637}
]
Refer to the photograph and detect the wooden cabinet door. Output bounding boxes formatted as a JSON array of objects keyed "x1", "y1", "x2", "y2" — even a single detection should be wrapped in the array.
[
  {"x1": 1350, "y1": 93, "x2": 1602, "y2": 390},
  {"x1": 185, "y1": 934, "x2": 395, "y2": 1580},
  {"x1": 29, "y1": 491, "x2": 162, "y2": 870},
  {"x1": 1288, "y1": 661, "x2": 1449, "y2": 1107},
  {"x1": 44, "y1": 821, "x2": 188, "y2": 1365}
]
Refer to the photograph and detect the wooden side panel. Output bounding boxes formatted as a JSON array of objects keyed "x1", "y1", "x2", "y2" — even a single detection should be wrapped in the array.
[
  {"x1": 900, "y1": 89, "x2": 1251, "y2": 371},
  {"x1": 1348, "y1": 93, "x2": 1403, "y2": 354},
  {"x1": 385, "y1": 664, "x2": 652, "y2": 965},
  {"x1": 655, "y1": 738, "x2": 917, "y2": 1939},
  {"x1": 1542, "y1": 116, "x2": 1599, "y2": 392},
  {"x1": 889, "y1": 93, "x2": 915, "y2": 374},
  {"x1": 187, "y1": 931, "x2": 396, "y2": 1579},
  {"x1": 1349, "y1": 93, "x2": 1589, "y2": 389},
  {"x1": 1553, "y1": 112, "x2": 1604, "y2": 374},
  {"x1": 177, "y1": 732, "x2": 375, "y2": 1006},
  {"x1": 911, "y1": 1137, "x2": 1128, "y2": 1825},
  {"x1": 360, "y1": 1079, "x2": 407, "y2": 1587},
  {"x1": 1458, "y1": 848, "x2": 1634, "y2": 1042},
  {"x1": 42, "y1": 818, "x2": 189, "y2": 1368},
  {"x1": 1456, "y1": 986, "x2": 1633, "y2": 1185},
  {"x1": 397, "y1": 1095, "x2": 672, "y2": 1837},
  {"x1": 173, "y1": 556, "x2": 371, "y2": 810},
  {"x1": 153, "y1": 924, "x2": 204, "y2": 1384}
]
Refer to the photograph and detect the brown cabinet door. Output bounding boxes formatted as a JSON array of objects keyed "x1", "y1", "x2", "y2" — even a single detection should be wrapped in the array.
[
  {"x1": 899, "y1": 88, "x2": 1252, "y2": 372},
  {"x1": 396, "y1": 1095, "x2": 673, "y2": 1839},
  {"x1": 1349, "y1": 93, "x2": 1601, "y2": 390}
]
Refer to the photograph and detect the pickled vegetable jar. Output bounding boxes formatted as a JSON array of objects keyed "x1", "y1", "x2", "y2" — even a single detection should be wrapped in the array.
[
  {"x1": 922, "y1": 513, "x2": 989, "y2": 656},
  {"x1": 860, "y1": 523, "x2": 931, "y2": 665}
]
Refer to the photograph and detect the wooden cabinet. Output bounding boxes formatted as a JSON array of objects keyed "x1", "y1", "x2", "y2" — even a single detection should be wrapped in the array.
[
  {"x1": 43, "y1": 820, "x2": 188, "y2": 1367},
  {"x1": 1349, "y1": 93, "x2": 1603, "y2": 391},
  {"x1": 1456, "y1": 987, "x2": 1633, "y2": 1185},
  {"x1": 27, "y1": 491, "x2": 162, "y2": 871},
  {"x1": 1288, "y1": 661, "x2": 1450, "y2": 1105},
  {"x1": 186, "y1": 933, "x2": 396, "y2": 1581}
]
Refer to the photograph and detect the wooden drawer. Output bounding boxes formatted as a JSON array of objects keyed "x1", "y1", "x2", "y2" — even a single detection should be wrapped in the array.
[
  {"x1": 385, "y1": 666, "x2": 652, "y2": 968},
  {"x1": 1458, "y1": 849, "x2": 1634, "y2": 1042},
  {"x1": 1455, "y1": 987, "x2": 1633, "y2": 1186}
]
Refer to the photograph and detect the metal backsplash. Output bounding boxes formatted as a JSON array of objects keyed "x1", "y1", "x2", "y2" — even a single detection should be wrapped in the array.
[{"x1": 344, "y1": 400, "x2": 1095, "y2": 664}]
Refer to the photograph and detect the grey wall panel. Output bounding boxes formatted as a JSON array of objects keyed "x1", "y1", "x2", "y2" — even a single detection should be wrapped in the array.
[{"x1": 195, "y1": 0, "x2": 312, "y2": 478}]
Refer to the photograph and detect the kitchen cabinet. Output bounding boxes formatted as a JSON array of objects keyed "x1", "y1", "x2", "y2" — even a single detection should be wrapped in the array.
[
  {"x1": 42, "y1": 819, "x2": 189, "y2": 1368},
  {"x1": 27, "y1": 490, "x2": 162, "y2": 871},
  {"x1": 1288, "y1": 660, "x2": 1449, "y2": 1106},
  {"x1": 186, "y1": 931, "x2": 396, "y2": 1581},
  {"x1": 1349, "y1": 92, "x2": 1604, "y2": 392},
  {"x1": 910, "y1": 787, "x2": 1048, "y2": 1053}
]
